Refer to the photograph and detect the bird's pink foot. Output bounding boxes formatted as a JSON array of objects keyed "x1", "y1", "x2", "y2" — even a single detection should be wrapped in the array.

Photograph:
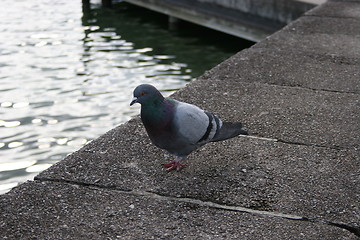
[{"x1": 163, "y1": 161, "x2": 186, "y2": 171}]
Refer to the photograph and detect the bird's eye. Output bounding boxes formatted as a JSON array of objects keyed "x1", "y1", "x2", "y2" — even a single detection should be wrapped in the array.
[{"x1": 140, "y1": 91, "x2": 145, "y2": 96}]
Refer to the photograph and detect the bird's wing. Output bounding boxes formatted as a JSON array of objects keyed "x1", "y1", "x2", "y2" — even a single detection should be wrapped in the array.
[{"x1": 173, "y1": 101, "x2": 222, "y2": 145}]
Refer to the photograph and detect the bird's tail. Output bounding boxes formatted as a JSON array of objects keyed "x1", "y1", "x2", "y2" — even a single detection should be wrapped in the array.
[{"x1": 211, "y1": 122, "x2": 248, "y2": 142}]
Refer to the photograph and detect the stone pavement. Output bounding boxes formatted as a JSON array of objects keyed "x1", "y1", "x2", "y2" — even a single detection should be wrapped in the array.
[{"x1": 1, "y1": 0, "x2": 359, "y2": 239}]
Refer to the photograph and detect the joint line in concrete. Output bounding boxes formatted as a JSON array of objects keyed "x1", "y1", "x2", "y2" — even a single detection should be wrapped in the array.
[
  {"x1": 35, "y1": 178, "x2": 360, "y2": 237},
  {"x1": 242, "y1": 135, "x2": 347, "y2": 150}
]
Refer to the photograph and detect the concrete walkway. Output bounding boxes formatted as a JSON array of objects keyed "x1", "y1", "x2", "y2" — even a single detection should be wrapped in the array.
[{"x1": 1, "y1": 1, "x2": 359, "y2": 239}]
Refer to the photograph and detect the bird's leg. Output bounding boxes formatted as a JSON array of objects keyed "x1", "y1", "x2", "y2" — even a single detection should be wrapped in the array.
[{"x1": 163, "y1": 156, "x2": 186, "y2": 171}]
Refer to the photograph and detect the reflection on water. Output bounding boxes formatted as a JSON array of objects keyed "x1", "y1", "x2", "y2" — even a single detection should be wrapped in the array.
[{"x1": 0, "y1": 0, "x2": 253, "y2": 194}]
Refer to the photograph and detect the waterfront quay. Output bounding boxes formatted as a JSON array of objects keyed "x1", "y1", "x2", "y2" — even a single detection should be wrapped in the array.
[{"x1": 1, "y1": 0, "x2": 359, "y2": 239}]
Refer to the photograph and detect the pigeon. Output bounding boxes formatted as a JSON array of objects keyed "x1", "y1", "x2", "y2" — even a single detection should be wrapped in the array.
[{"x1": 130, "y1": 84, "x2": 248, "y2": 171}]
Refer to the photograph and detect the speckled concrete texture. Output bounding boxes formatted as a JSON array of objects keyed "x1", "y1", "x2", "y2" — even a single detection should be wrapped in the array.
[
  {"x1": 203, "y1": 47, "x2": 360, "y2": 93},
  {"x1": 1, "y1": 181, "x2": 354, "y2": 239},
  {"x1": 35, "y1": 120, "x2": 359, "y2": 226},
  {"x1": 1, "y1": 0, "x2": 360, "y2": 239}
]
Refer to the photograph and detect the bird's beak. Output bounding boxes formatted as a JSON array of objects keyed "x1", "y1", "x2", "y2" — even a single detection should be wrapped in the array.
[{"x1": 130, "y1": 97, "x2": 138, "y2": 106}]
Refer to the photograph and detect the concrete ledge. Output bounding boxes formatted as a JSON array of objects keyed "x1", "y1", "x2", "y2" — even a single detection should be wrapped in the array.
[
  {"x1": 36, "y1": 123, "x2": 359, "y2": 225},
  {"x1": 1, "y1": 0, "x2": 360, "y2": 239},
  {"x1": 1, "y1": 181, "x2": 353, "y2": 239},
  {"x1": 207, "y1": 47, "x2": 360, "y2": 94},
  {"x1": 195, "y1": 0, "x2": 322, "y2": 24},
  {"x1": 123, "y1": 0, "x2": 318, "y2": 41}
]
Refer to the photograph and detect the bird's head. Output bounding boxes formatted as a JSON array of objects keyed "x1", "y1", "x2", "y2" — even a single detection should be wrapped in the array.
[{"x1": 130, "y1": 84, "x2": 164, "y2": 106}]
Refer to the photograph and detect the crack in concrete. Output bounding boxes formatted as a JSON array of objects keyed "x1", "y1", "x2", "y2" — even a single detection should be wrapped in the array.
[
  {"x1": 242, "y1": 135, "x2": 278, "y2": 142},
  {"x1": 244, "y1": 135, "x2": 347, "y2": 150},
  {"x1": 276, "y1": 138, "x2": 345, "y2": 150},
  {"x1": 298, "y1": 85, "x2": 359, "y2": 95},
  {"x1": 126, "y1": 190, "x2": 360, "y2": 238},
  {"x1": 128, "y1": 189, "x2": 304, "y2": 220},
  {"x1": 36, "y1": 178, "x2": 360, "y2": 237},
  {"x1": 245, "y1": 79, "x2": 360, "y2": 95}
]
